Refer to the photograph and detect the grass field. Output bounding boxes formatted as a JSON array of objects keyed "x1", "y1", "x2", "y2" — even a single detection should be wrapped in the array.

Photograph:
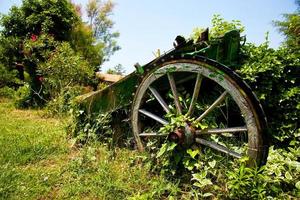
[{"x1": 0, "y1": 99, "x2": 181, "y2": 199}]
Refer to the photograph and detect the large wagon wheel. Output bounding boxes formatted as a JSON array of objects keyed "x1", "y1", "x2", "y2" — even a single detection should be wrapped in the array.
[{"x1": 131, "y1": 56, "x2": 268, "y2": 165}]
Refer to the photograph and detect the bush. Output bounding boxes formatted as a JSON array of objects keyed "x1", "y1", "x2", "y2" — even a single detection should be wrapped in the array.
[
  {"x1": 38, "y1": 42, "x2": 94, "y2": 99},
  {"x1": 14, "y1": 84, "x2": 31, "y2": 108},
  {"x1": 0, "y1": 64, "x2": 19, "y2": 88},
  {"x1": 226, "y1": 141, "x2": 300, "y2": 199},
  {"x1": 238, "y1": 41, "x2": 299, "y2": 141},
  {"x1": 0, "y1": 86, "x2": 15, "y2": 99},
  {"x1": 45, "y1": 86, "x2": 85, "y2": 116}
]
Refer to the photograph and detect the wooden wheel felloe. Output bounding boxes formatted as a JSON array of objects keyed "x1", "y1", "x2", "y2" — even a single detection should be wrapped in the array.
[{"x1": 131, "y1": 57, "x2": 268, "y2": 165}]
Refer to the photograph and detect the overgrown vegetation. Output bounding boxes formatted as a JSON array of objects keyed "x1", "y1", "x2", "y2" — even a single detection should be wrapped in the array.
[
  {"x1": 49, "y1": 6, "x2": 300, "y2": 200},
  {"x1": 0, "y1": 0, "x2": 299, "y2": 199},
  {"x1": 149, "y1": 9, "x2": 300, "y2": 199},
  {"x1": 239, "y1": 40, "x2": 299, "y2": 141}
]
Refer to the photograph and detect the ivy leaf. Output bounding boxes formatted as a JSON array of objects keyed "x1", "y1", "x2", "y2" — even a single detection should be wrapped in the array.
[
  {"x1": 167, "y1": 142, "x2": 177, "y2": 151},
  {"x1": 187, "y1": 149, "x2": 199, "y2": 159},
  {"x1": 174, "y1": 153, "x2": 181, "y2": 164},
  {"x1": 275, "y1": 168, "x2": 281, "y2": 177},
  {"x1": 193, "y1": 178, "x2": 212, "y2": 188},
  {"x1": 296, "y1": 181, "x2": 300, "y2": 190},
  {"x1": 192, "y1": 171, "x2": 207, "y2": 181},
  {"x1": 239, "y1": 156, "x2": 250, "y2": 163},
  {"x1": 208, "y1": 160, "x2": 216, "y2": 168},
  {"x1": 156, "y1": 143, "x2": 168, "y2": 158},
  {"x1": 203, "y1": 193, "x2": 213, "y2": 197},
  {"x1": 200, "y1": 124, "x2": 208, "y2": 129},
  {"x1": 285, "y1": 171, "x2": 292, "y2": 180},
  {"x1": 179, "y1": 96, "x2": 183, "y2": 102}
]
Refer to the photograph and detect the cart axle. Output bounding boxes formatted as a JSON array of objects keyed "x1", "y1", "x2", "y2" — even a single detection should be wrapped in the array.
[{"x1": 168, "y1": 124, "x2": 196, "y2": 146}]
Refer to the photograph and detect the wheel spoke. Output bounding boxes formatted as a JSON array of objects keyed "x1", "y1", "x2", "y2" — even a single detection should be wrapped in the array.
[
  {"x1": 139, "y1": 132, "x2": 168, "y2": 137},
  {"x1": 139, "y1": 109, "x2": 168, "y2": 125},
  {"x1": 195, "y1": 91, "x2": 228, "y2": 122},
  {"x1": 187, "y1": 73, "x2": 203, "y2": 116},
  {"x1": 159, "y1": 74, "x2": 197, "y2": 91},
  {"x1": 196, "y1": 126, "x2": 247, "y2": 135},
  {"x1": 149, "y1": 86, "x2": 170, "y2": 113},
  {"x1": 195, "y1": 138, "x2": 242, "y2": 158},
  {"x1": 167, "y1": 73, "x2": 182, "y2": 114}
]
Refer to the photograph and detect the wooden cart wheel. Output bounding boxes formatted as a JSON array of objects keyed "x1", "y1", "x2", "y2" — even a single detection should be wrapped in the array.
[{"x1": 131, "y1": 57, "x2": 268, "y2": 165}]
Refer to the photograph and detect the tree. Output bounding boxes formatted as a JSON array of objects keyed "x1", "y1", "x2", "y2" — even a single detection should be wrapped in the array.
[
  {"x1": 274, "y1": 1, "x2": 300, "y2": 49},
  {"x1": 0, "y1": 0, "x2": 121, "y2": 106},
  {"x1": 106, "y1": 64, "x2": 125, "y2": 75},
  {"x1": 0, "y1": 0, "x2": 80, "y2": 100},
  {"x1": 1, "y1": 0, "x2": 79, "y2": 41},
  {"x1": 86, "y1": 0, "x2": 120, "y2": 62},
  {"x1": 0, "y1": 0, "x2": 80, "y2": 70},
  {"x1": 0, "y1": 64, "x2": 19, "y2": 88},
  {"x1": 69, "y1": 21, "x2": 104, "y2": 71},
  {"x1": 0, "y1": 0, "x2": 101, "y2": 106}
]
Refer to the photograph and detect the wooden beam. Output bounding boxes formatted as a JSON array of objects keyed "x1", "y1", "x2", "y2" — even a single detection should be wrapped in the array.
[{"x1": 96, "y1": 72, "x2": 124, "y2": 83}]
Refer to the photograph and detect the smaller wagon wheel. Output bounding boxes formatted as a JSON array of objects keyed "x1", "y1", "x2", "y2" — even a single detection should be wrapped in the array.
[{"x1": 131, "y1": 57, "x2": 268, "y2": 165}]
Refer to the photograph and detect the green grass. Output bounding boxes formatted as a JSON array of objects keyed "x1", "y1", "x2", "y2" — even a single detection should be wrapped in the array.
[{"x1": 0, "y1": 99, "x2": 182, "y2": 199}]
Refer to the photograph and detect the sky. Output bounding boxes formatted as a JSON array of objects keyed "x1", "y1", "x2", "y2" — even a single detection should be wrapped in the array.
[{"x1": 0, "y1": 0, "x2": 297, "y2": 73}]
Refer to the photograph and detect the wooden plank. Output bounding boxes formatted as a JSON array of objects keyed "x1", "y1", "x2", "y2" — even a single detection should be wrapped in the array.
[{"x1": 96, "y1": 72, "x2": 124, "y2": 83}]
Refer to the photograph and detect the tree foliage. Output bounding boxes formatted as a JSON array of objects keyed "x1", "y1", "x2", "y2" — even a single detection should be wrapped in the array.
[
  {"x1": 0, "y1": 0, "x2": 119, "y2": 107},
  {"x1": 106, "y1": 64, "x2": 125, "y2": 75},
  {"x1": 86, "y1": 0, "x2": 120, "y2": 61},
  {"x1": 0, "y1": 0, "x2": 81, "y2": 106},
  {"x1": 69, "y1": 21, "x2": 104, "y2": 70},
  {"x1": 274, "y1": 1, "x2": 300, "y2": 49},
  {"x1": 1, "y1": 0, "x2": 79, "y2": 41},
  {"x1": 0, "y1": 64, "x2": 18, "y2": 88}
]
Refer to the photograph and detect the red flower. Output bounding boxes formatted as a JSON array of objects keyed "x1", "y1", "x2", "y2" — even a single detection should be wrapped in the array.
[
  {"x1": 31, "y1": 34, "x2": 37, "y2": 42},
  {"x1": 38, "y1": 76, "x2": 44, "y2": 82},
  {"x1": 75, "y1": 5, "x2": 82, "y2": 16}
]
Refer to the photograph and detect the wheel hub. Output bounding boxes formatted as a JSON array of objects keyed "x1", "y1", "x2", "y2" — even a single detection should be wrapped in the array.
[{"x1": 168, "y1": 124, "x2": 196, "y2": 146}]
